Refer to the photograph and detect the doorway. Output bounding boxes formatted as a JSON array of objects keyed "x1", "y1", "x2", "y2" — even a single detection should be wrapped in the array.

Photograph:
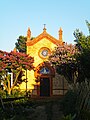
[{"x1": 40, "y1": 78, "x2": 50, "y2": 96}]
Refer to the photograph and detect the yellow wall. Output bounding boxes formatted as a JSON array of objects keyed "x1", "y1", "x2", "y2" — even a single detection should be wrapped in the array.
[
  {"x1": 20, "y1": 29, "x2": 69, "y2": 96},
  {"x1": 27, "y1": 38, "x2": 57, "y2": 67},
  {"x1": 20, "y1": 37, "x2": 57, "y2": 90},
  {"x1": 20, "y1": 70, "x2": 35, "y2": 90},
  {"x1": 20, "y1": 28, "x2": 69, "y2": 96}
]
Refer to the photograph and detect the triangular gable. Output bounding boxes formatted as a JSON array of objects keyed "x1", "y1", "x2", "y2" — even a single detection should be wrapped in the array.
[{"x1": 27, "y1": 31, "x2": 61, "y2": 46}]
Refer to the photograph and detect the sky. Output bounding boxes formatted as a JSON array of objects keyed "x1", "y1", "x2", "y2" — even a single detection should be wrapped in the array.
[{"x1": 0, "y1": 0, "x2": 90, "y2": 52}]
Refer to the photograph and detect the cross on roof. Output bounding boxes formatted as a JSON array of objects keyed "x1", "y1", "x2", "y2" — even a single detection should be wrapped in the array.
[
  {"x1": 44, "y1": 24, "x2": 46, "y2": 28},
  {"x1": 43, "y1": 24, "x2": 46, "y2": 32}
]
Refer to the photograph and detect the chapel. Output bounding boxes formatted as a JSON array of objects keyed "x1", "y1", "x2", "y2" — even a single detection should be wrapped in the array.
[{"x1": 20, "y1": 26, "x2": 68, "y2": 97}]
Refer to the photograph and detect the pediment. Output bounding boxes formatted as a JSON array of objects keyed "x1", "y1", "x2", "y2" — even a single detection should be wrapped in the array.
[{"x1": 27, "y1": 31, "x2": 60, "y2": 46}]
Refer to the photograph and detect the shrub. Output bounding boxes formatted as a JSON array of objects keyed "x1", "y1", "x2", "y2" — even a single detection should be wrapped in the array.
[{"x1": 61, "y1": 90, "x2": 77, "y2": 116}]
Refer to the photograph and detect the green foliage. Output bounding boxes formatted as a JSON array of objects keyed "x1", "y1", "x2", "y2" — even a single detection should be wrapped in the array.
[
  {"x1": 62, "y1": 114, "x2": 76, "y2": 120},
  {"x1": 75, "y1": 80, "x2": 90, "y2": 120},
  {"x1": 0, "y1": 97, "x2": 62, "y2": 120},
  {"x1": 0, "y1": 88, "x2": 26, "y2": 98},
  {"x1": 77, "y1": 51, "x2": 90, "y2": 79},
  {"x1": 49, "y1": 44, "x2": 78, "y2": 84},
  {"x1": 79, "y1": 109, "x2": 90, "y2": 120},
  {"x1": 0, "y1": 89, "x2": 7, "y2": 98},
  {"x1": 61, "y1": 80, "x2": 90, "y2": 120},
  {"x1": 49, "y1": 21, "x2": 90, "y2": 120},
  {"x1": 10, "y1": 89, "x2": 26, "y2": 98},
  {"x1": 86, "y1": 20, "x2": 90, "y2": 34},
  {"x1": 15, "y1": 36, "x2": 27, "y2": 53},
  {"x1": 0, "y1": 50, "x2": 34, "y2": 95},
  {"x1": 50, "y1": 20, "x2": 90, "y2": 84},
  {"x1": 74, "y1": 20, "x2": 90, "y2": 80},
  {"x1": 15, "y1": 35, "x2": 35, "y2": 53},
  {"x1": 74, "y1": 29, "x2": 90, "y2": 51},
  {"x1": 61, "y1": 90, "x2": 77, "y2": 116},
  {"x1": 74, "y1": 20, "x2": 90, "y2": 52}
]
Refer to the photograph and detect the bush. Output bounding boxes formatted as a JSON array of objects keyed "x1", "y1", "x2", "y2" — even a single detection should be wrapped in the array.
[
  {"x1": 0, "y1": 89, "x2": 7, "y2": 98},
  {"x1": 61, "y1": 90, "x2": 77, "y2": 116},
  {"x1": 62, "y1": 114, "x2": 76, "y2": 120},
  {"x1": 10, "y1": 89, "x2": 26, "y2": 98}
]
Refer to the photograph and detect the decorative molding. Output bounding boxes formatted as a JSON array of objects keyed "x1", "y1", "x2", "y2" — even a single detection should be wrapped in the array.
[
  {"x1": 34, "y1": 62, "x2": 55, "y2": 78},
  {"x1": 26, "y1": 31, "x2": 63, "y2": 46},
  {"x1": 38, "y1": 47, "x2": 51, "y2": 60}
]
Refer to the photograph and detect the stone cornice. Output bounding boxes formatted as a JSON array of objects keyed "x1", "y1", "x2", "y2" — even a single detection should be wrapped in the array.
[{"x1": 26, "y1": 31, "x2": 62, "y2": 46}]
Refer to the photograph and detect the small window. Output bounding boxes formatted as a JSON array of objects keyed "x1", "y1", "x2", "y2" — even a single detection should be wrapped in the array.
[{"x1": 40, "y1": 67, "x2": 50, "y2": 74}]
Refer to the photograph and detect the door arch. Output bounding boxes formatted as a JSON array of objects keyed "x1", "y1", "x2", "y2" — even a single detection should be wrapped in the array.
[
  {"x1": 34, "y1": 62, "x2": 55, "y2": 96},
  {"x1": 34, "y1": 62, "x2": 55, "y2": 78}
]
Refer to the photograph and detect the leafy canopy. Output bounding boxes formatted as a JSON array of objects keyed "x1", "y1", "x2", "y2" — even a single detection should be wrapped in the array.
[
  {"x1": 15, "y1": 35, "x2": 35, "y2": 53},
  {"x1": 15, "y1": 36, "x2": 27, "y2": 53},
  {"x1": 49, "y1": 20, "x2": 90, "y2": 84},
  {"x1": 0, "y1": 50, "x2": 34, "y2": 94}
]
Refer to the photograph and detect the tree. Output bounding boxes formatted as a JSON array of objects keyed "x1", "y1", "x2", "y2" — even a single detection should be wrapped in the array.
[
  {"x1": 49, "y1": 21, "x2": 90, "y2": 83},
  {"x1": 15, "y1": 36, "x2": 27, "y2": 53},
  {"x1": 49, "y1": 43, "x2": 78, "y2": 84},
  {"x1": 49, "y1": 21, "x2": 90, "y2": 120},
  {"x1": 0, "y1": 50, "x2": 34, "y2": 94},
  {"x1": 15, "y1": 36, "x2": 35, "y2": 53},
  {"x1": 73, "y1": 20, "x2": 90, "y2": 80},
  {"x1": 72, "y1": 21, "x2": 90, "y2": 120},
  {"x1": 86, "y1": 20, "x2": 90, "y2": 34}
]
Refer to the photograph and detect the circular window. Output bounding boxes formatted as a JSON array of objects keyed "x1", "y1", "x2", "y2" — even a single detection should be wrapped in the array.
[
  {"x1": 38, "y1": 47, "x2": 51, "y2": 59},
  {"x1": 41, "y1": 50, "x2": 48, "y2": 56}
]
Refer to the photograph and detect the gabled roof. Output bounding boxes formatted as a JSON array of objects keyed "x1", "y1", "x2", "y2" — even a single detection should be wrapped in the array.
[{"x1": 26, "y1": 28, "x2": 62, "y2": 46}]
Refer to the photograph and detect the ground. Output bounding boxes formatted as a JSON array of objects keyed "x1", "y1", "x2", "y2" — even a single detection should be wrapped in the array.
[{"x1": 0, "y1": 97, "x2": 64, "y2": 120}]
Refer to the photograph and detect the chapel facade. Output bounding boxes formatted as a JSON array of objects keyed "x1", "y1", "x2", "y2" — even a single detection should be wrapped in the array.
[{"x1": 20, "y1": 26, "x2": 68, "y2": 97}]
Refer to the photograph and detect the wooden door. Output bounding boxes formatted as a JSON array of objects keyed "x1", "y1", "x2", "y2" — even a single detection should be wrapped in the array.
[{"x1": 40, "y1": 78, "x2": 50, "y2": 96}]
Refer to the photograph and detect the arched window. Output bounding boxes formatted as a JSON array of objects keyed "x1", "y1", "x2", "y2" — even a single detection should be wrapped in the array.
[{"x1": 40, "y1": 67, "x2": 50, "y2": 74}]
